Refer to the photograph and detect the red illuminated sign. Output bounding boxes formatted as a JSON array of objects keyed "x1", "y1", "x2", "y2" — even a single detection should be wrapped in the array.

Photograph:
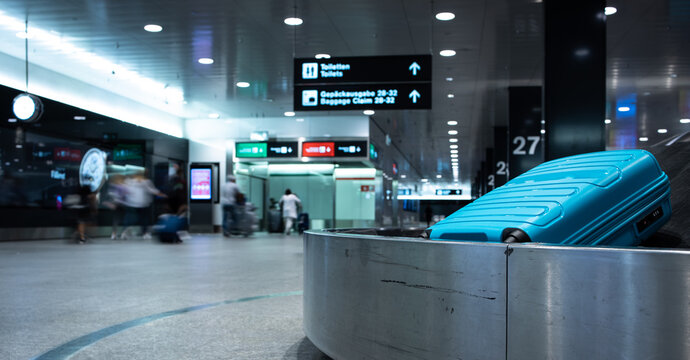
[
  {"x1": 302, "y1": 142, "x2": 335, "y2": 157},
  {"x1": 54, "y1": 148, "x2": 82, "y2": 162}
]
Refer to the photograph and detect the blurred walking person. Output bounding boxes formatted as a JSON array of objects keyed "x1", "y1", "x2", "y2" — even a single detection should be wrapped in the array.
[
  {"x1": 279, "y1": 189, "x2": 301, "y2": 236},
  {"x1": 106, "y1": 175, "x2": 127, "y2": 239},
  {"x1": 73, "y1": 184, "x2": 98, "y2": 244},
  {"x1": 221, "y1": 175, "x2": 240, "y2": 236},
  {"x1": 121, "y1": 171, "x2": 166, "y2": 239}
]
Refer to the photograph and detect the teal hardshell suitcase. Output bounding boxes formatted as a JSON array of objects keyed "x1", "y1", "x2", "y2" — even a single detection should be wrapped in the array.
[{"x1": 428, "y1": 150, "x2": 671, "y2": 246}]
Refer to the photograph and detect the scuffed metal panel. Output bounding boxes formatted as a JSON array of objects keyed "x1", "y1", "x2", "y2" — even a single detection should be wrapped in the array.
[
  {"x1": 304, "y1": 231, "x2": 508, "y2": 359},
  {"x1": 508, "y1": 244, "x2": 690, "y2": 360}
]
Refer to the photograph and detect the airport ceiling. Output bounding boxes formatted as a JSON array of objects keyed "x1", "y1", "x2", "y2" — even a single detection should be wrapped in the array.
[{"x1": 0, "y1": 0, "x2": 688, "y2": 184}]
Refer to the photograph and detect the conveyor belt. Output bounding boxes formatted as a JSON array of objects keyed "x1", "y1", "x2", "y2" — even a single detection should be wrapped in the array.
[{"x1": 304, "y1": 229, "x2": 690, "y2": 359}]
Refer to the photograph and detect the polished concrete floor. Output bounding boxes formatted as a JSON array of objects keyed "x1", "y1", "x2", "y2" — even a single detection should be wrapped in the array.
[{"x1": 0, "y1": 233, "x2": 330, "y2": 360}]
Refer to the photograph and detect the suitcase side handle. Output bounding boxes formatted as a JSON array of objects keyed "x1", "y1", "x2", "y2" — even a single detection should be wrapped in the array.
[{"x1": 502, "y1": 228, "x2": 531, "y2": 243}]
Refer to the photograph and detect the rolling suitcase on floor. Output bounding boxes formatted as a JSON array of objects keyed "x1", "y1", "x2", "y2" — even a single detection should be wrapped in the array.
[
  {"x1": 297, "y1": 213, "x2": 309, "y2": 234},
  {"x1": 268, "y1": 209, "x2": 283, "y2": 233},
  {"x1": 429, "y1": 150, "x2": 671, "y2": 246}
]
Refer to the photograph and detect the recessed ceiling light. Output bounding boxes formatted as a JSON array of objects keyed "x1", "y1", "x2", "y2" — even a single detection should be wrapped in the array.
[
  {"x1": 445, "y1": 77, "x2": 453, "y2": 82},
  {"x1": 618, "y1": 106, "x2": 630, "y2": 112},
  {"x1": 284, "y1": 111, "x2": 295, "y2": 116},
  {"x1": 435, "y1": 12, "x2": 455, "y2": 21},
  {"x1": 208, "y1": 113, "x2": 220, "y2": 119},
  {"x1": 400, "y1": 175, "x2": 407, "y2": 179},
  {"x1": 440, "y1": 50, "x2": 456, "y2": 57},
  {"x1": 450, "y1": 149, "x2": 458, "y2": 154},
  {"x1": 436, "y1": 174, "x2": 442, "y2": 178},
  {"x1": 447, "y1": 94, "x2": 455, "y2": 98},
  {"x1": 144, "y1": 24, "x2": 163, "y2": 32},
  {"x1": 449, "y1": 138, "x2": 458, "y2": 143},
  {"x1": 540, "y1": 129, "x2": 546, "y2": 134},
  {"x1": 236, "y1": 82, "x2": 250, "y2": 88},
  {"x1": 681, "y1": 118, "x2": 690, "y2": 124},
  {"x1": 315, "y1": 53, "x2": 330, "y2": 59},
  {"x1": 448, "y1": 130, "x2": 458, "y2": 135},
  {"x1": 604, "y1": 7, "x2": 617, "y2": 15},
  {"x1": 421, "y1": 178, "x2": 429, "y2": 182},
  {"x1": 604, "y1": 119, "x2": 612, "y2": 124},
  {"x1": 450, "y1": 144, "x2": 458, "y2": 149},
  {"x1": 451, "y1": 154, "x2": 458, "y2": 158},
  {"x1": 198, "y1": 58, "x2": 214, "y2": 65},
  {"x1": 73, "y1": 116, "x2": 86, "y2": 120},
  {"x1": 657, "y1": 128, "x2": 668, "y2": 133},
  {"x1": 447, "y1": 120, "x2": 458, "y2": 125},
  {"x1": 363, "y1": 110, "x2": 375, "y2": 115},
  {"x1": 284, "y1": 17, "x2": 303, "y2": 26},
  {"x1": 296, "y1": 118, "x2": 305, "y2": 122},
  {"x1": 639, "y1": 137, "x2": 649, "y2": 142}
]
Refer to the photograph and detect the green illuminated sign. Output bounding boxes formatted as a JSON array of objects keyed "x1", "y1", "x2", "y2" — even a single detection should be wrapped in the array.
[{"x1": 236, "y1": 142, "x2": 267, "y2": 158}]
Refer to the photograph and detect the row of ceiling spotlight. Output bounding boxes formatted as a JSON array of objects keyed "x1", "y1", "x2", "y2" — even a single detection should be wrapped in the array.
[
  {"x1": 447, "y1": 120, "x2": 459, "y2": 180},
  {"x1": 142, "y1": 23, "x2": 253, "y2": 90},
  {"x1": 438, "y1": 11, "x2": 460, "y2": 181},
  {"x1": 604, "y1": 118, "x2": 689, "y2": 141}
]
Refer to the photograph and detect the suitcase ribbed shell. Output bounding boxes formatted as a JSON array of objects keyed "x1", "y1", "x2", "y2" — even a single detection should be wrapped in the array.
[{"x1": 429, "y1": 150, "x2": 671, "y2": 246}]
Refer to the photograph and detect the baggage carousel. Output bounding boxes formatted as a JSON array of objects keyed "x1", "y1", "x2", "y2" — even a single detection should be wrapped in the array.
[{"x1": 303, "y1": 228, "x2": 690, "y2": 359}]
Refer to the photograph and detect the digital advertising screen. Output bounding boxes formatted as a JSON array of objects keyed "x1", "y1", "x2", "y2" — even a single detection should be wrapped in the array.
[
  {"x1": 302, "y1": 142, "x2": 335, "y2": 157},
  {"x1": 190, "y1": 168, "x2": 212, "y2": 200}
]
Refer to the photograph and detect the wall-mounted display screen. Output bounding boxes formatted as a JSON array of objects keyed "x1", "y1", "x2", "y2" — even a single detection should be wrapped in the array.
[
  {"x1": 236, "y1": 142, "x2": 267, "y2": 158},
  {"x1": 334, "y1": 141, "x2": 367, "y2": 157},
  {"x1": 190, "y1": 168, "x2": 212, "y2": 200},
  {"x1": 267, "y1": 141, "x2": 298, "y2": 158},
  {"x1": 302, "y1": 142, "x2": 334, "y2": 157}
]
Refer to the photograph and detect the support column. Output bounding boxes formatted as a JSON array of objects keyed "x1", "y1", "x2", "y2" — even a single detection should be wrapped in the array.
[{"x1": 544, "y1": 0, "x2": 606, "y2": 160}]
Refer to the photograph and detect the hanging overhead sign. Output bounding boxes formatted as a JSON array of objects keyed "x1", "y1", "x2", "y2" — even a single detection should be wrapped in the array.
[
  {"x1": 334, "y1": 141, "x2": 368, "y2": 157},
  {"x1": 294, "y1": 54, "x2": 432, "y2": 111},
  {"x1": 436, "y1": 189, "x2": 462, "y2": 196},
  {"x1": 295, "y1": 55, "x2": 432, "y2": 84},
  {"x1": 236, "y1": 141, "x2": 299, "y2": 158},
  {"x1": 267, "y1": 141, "x2": 298, "y2": 158},
  {"x1": 235, "y1": 142, "x2": 267, "y2": 158},
  {"x1": 294, "y1": 83, "x2": 431, "y2": 111},
  {"x1": 302, "y1": 142, "x2": 334, "y2": 157}
]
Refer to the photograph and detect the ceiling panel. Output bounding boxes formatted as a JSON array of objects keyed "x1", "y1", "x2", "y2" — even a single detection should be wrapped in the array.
[{"x1": 0, "y1": 0, "x2": 685, "y2": 186}]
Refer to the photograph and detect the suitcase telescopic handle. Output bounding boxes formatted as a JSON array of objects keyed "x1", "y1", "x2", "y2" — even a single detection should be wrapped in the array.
[{"x1": 501, "y1": 228, "x2": 531, "y2": 243}]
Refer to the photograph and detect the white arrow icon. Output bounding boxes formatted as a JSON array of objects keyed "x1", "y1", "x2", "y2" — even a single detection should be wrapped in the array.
[
  {"x1": 409, "y1": 90, "x2": 421, "y2": 103},
  {"x1": 409, "y1": 62, "x2": 421, "y2": 76}
]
